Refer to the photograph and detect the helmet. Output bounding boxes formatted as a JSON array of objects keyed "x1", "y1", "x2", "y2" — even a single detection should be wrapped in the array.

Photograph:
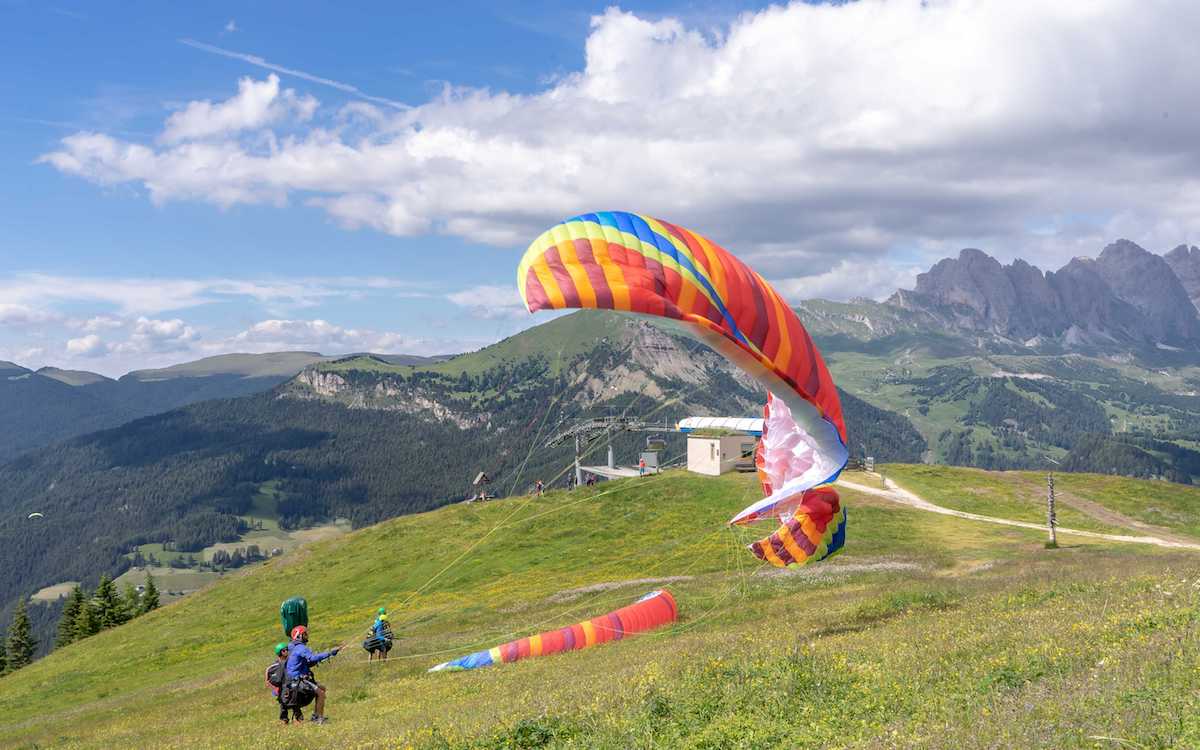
[
  {"x1": 378, "y1": 614, "x2": 389, "y2": 622},
  {"x1": 378, "y1": 607, "x2": 387, "y2": 615},
  {"x1": 290, "y1": 625, "x2": 308, "y2": 641},
  {"x1": 274, "y1": 642, "x2": 288, "y2": 656}
]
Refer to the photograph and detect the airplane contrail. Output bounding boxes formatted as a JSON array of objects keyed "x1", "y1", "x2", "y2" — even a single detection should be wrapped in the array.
[{"x1": 179, "y1": 38, "x2": 409, "y2": 110}]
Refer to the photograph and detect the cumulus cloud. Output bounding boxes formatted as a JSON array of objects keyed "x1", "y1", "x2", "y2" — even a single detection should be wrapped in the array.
[
  {"x1": 231, "y1": 318, "x2": 472, "y2": 355},
  {"x1": 161, "y1": 73, "x2": 316, "y2": 143},
  {"x1": 0, "y1": 303, "x2": 59, "y2": 326},
  {"x1": 446, "y1": 284, "x2": 527, "y2": 319},
  {"x1": 774, "y1": 260, "x2": 922, "y2": 303},
  {"x1": 66, "y1": 334, "x2": 106, "y2": 357},
  {"x1": 37, "y1": 1, "x2": 1200, "y2": 284},
  {"x1": 112, "y1": 317, "x2": 199, "y2": 354},
  {"x1": 78, "y1": 315, "x2": 124, "y2": 332},
  {"x1": 62, "y1": 317, "x2": 199, "y2": 359}
]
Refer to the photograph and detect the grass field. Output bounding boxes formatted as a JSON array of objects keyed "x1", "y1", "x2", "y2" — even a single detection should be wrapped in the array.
[
  {"x1": 30, "y1": 582, "x2": 78, "y2": 602},
  {"x1": 2, "y1": 468, "x2": 1199, "y2": 748},
  {"x1": 885, "y1": 464, "x2": 1200, "y2": 540}
]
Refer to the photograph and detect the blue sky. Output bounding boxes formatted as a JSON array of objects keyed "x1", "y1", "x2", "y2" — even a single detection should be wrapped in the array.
[{"x1": 2, "y1": 0, "x2": 1199, "y2": 374}]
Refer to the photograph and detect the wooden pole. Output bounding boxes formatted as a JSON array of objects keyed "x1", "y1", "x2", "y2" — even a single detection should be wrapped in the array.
[
  {"x1": 1046, "y1": 472, "x2": 1058, "y2": 547},
  {"x1": 574, "y1": 434, "x2": 583, "y2": 487}
]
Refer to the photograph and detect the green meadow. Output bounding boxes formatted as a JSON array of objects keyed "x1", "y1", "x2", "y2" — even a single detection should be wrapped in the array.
[{"x1": 3, "y1": 468, "x2": 1199, "y2": 749}]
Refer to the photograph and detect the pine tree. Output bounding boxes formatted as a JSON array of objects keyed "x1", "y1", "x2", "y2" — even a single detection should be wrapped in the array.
[
  {"x1": 121, "y1": 582, "x2": 141, "y2": 622},
  {"x1": 0, "y1": 631, "x2": 7, "y2": 674},
  {"x1": 56, "y1": 585, "x2": 86, "y2": 648},
  {"x1": 6, "y1": 598, "x2": 36, "y2": 671},
  {"x1": 74, "y1": 597, "x2": 99, "y2": 639},
  {"x1": 93, "y1": 575, "x2": 124, "y2": 629},
  {"x1": 140, "y1": 573, "x2": 160, "y2": 614}
]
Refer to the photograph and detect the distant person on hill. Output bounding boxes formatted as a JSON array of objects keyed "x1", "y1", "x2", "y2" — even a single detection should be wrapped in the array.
[
  {"x1": 284, "y1": 625, "x2": 339, "y2": 724},
  {"x1": 364, "y1": 608, "x2": 393, "y2": 661},
  {"x1": 266, "y1": 642, "x2": 305, "y2": 724},
  {"x1": 639, "y1": 457, "x2": 647, "y2": 476},
  {"x1": 534, "y1": 480, "x2": 544, "y2": 496}
]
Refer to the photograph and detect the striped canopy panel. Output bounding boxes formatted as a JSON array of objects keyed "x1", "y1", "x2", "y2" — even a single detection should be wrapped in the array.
[
  {"x1": 517, "y1": 211, "x2": 849, "y2": 567},
  {"x1": 429, "y1": 589, "x2": 677, "y2": 671}
]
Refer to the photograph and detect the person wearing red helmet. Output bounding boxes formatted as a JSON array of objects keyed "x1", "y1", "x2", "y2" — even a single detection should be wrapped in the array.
[{"x1": 284, "y1": 625, "x2": 339, "y2": 724}]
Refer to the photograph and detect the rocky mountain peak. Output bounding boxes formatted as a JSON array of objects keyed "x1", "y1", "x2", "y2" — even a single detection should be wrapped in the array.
[
  {"x1": 1164, "y1": 243, "x2": 1200, "y2": 310},
  {"x1": 891, "y1": 239, "x2": 1200, "y2": 349},
  {"x1": 1093, "y1": 239, "x2": 1200, "y2": 344},
  {"x1": 912, "y1": 248, "x2": 1017, "y2": 333}
]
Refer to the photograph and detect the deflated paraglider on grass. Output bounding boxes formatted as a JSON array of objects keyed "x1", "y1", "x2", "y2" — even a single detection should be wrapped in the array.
[
  {"x1": 429, "y1": 589, "x2": 677, "y2": 672},
  {"x1": 517, "y1": 211, "x2": 848, "y2": 567}
]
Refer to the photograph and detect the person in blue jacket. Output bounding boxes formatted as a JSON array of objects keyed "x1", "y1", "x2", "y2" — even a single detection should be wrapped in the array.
[
  {"x1": 285, "y1": 625, "x2": 339, "y2": 724},
  {"x1": 365, "y1": 608, "x2": 394, "y2": 661}
]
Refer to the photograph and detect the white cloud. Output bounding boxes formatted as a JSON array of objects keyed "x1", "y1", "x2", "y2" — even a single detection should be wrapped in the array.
[
  {"x1": 38, "y1": 1, "x2": 1200, "y2": 281},
  {"x1": 774, "y1": 261, "x2": 922, "y2": 304},
  {"x1": 161, "y1": 73, "x2": 316, "y2": 143},
  {"x1": 0, "y1": 303, "x2": 59, "y2": 326},
  {"x1": 230, "y1": 318, "x2": 473, "y2": 355},
  {"x1": 62, "y1": 317, "x2": 198, "y2": 359},
  {"x1": 224, "y1": 19, "x2": 238, "y2": 33},
  {"x1": 79, "y1": 315, "x2": 124, "y2": 332},
  {"x1": 0, "y1": 273, "x2": 428, "y2": 316},
  {"x1": 66, "y1": 334, "x2": 106, "y2": 357},
  {"x1": 112, "y1": 317, "x2": 199, "y2": 354},
  {"x1": 446, "y1": 284, "x2": 526, "y2": 319}
]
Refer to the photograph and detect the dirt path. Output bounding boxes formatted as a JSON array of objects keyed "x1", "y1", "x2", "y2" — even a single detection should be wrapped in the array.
[
  {"x1": 1051, "y1": 489, "x2": 1199, "y2": 545},
  {"x1": 838, "y1": 477, "x2": 1200, "y2": 551}
]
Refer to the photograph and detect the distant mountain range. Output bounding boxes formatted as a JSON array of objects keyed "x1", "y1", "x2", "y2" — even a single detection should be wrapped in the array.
[
  {"x1": 0, "y1": 351, "x2": 450, "y2": 463},
  {"x1": 819, "y1": 239, "x2": 1200, "y2": 353}
]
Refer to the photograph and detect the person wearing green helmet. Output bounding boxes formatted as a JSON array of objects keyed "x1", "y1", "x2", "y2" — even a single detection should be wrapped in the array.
[
  {"x1": 266, "y1": 642, "x2": 304, "y2": 724},
  {"x1": 363, "y1": 606, "x2": 394, "y2": 661}
]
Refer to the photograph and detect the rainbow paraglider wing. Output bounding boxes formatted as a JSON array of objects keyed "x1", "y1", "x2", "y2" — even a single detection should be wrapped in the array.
[
  {"x1": 429, "y1": 590, "x2": 677, "y2": 671},
  {"x1": 517, "y1": 211, "x2": 849, "y2": 567}
]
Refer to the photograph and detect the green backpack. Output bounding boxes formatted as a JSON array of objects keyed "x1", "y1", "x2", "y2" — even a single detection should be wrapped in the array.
[{"x1": 280, "y1": 597, "x2": 308, "y2": 638}]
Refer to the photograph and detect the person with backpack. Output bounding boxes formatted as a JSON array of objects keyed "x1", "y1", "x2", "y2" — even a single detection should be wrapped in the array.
[
  {"x1": 363, "y1": 607, "x2": 394, "y2": 661},
  {"x1": 284, "y1": 625, "x2": 339, "y2": 724},
  {"x1": 266, "y1": 643, "x2": 305, "y2": 724}
]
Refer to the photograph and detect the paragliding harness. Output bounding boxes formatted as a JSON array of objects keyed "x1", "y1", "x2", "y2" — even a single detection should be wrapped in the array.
[
  {"x1": 279, "y1": 674, "x2": 318, "y2": 711},
  {"x1": 362, "y1": 624, "x2": 393, "y2": 655}
]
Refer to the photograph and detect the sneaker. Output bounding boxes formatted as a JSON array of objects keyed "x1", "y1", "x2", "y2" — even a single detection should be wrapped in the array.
[{"x1": 311, "y1": 716, "x2": 329, "y2": 725}]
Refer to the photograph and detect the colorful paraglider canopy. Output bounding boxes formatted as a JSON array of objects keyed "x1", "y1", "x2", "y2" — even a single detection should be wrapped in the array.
[
  {"x1": 517, "y1": 211, "x2": 849, "y2": 567},
  {"x1": 429, "y1": 589, "x2": 678, "y2": 672}
]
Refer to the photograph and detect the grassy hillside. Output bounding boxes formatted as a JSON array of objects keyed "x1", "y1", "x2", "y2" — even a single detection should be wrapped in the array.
[{"x1": 3, "y1": 468, "x2": 1199, "y2": 748}]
